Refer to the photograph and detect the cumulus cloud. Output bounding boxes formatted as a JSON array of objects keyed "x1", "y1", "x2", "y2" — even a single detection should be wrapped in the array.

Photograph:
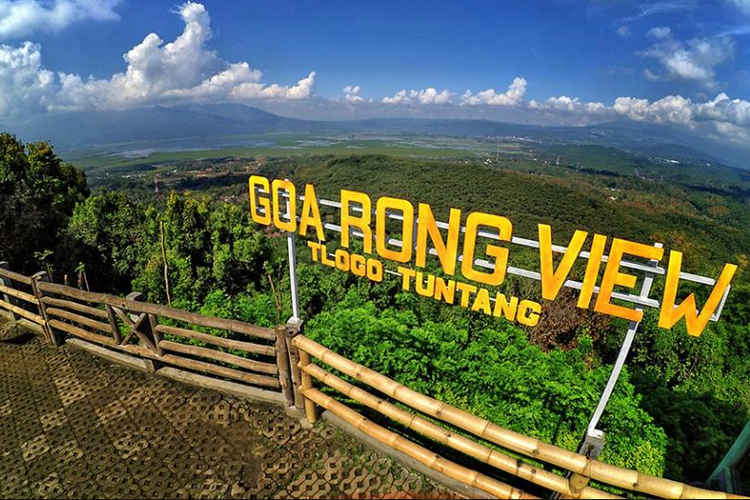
[
  {"x1": 374, "y1": 75, "x2": 749, "y2": 144},
  {"x1": 607, "y1": 92, "x2": 749, "y2": 132},
  {"x1": 529, "y1": 96, "x2": 608, "y2": 115},
  {"x1": 613, "y1": 95, "x2": 695, "y2": 125},
  {"x1": 693, "y1": 92, "x2": 750, "y2": 127},
  {"x1": 229, "y1": 71, "x2": 315, "y2": 101},
  {"x1": 523, "y1": 91, "x2": 750, "y2": 144},
  {"x1": 639, "y1": 31, "x2": 734, "y2": 88},
  {"x1": 0, "y1": 0, "x2": 121, "y2": 39},
  {"x1": 0, "y1": 41, "x2": 54, "y2": 116},
  {"x1": 343, "y1": 84, "x2": 363, "y2": 103},
  {"x1": 461, "y1": 77, "x2": 527, "y2": 106},
  {"x1": 381, "y1": 87, "x2": 453, "y2": 105},
  {"x1": 0, "y1": 2, "x2": 316, "y2": 117},
  {"x1": 555, "y1": 92, "x2": 750, "y2": 141}
]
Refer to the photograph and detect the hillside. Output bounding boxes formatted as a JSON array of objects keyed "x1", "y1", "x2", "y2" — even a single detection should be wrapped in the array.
[{"x1": 5, "y1": 103, "x2": 749, "y2": 170}]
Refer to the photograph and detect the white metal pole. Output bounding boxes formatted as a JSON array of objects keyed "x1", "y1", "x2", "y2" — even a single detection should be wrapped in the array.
[
  {"x1": 284, "y1": 181, "x2": 300, "y2": 322},
  {"x1": 287, "y1": 233, "x2": 299, "y2": 321},
  {"x1": 582, "y1": 242, "x2": 662, "y2": 440}
]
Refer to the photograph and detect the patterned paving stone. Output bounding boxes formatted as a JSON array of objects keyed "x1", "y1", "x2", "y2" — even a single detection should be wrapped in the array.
[{"x1": 0, "y1": 332, "x2": 460, "y2": 499}]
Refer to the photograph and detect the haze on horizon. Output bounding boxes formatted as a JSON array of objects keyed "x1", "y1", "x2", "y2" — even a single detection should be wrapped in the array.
[{"x1": 0, "y1": 0, "x2": 749, "y2": 152}]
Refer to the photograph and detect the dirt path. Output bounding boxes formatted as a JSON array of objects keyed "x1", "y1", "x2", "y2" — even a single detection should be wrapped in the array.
[{"x1": 0, "y1": 329, "x2": 458, "y2": 499}]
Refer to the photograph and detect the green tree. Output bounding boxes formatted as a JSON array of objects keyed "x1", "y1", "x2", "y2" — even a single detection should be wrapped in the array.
[
  {"x1": 0, "y1": 133, "x2": 88, "y2": 274},
  {"x1": 306, "y1": 293, "x2": 667, "y2": 476},
  {"x1": 131, "y1": 191, "x2": 278, "y2": 306},
  {"x1": 66, "y1": 190, "x2": 147, "y2": 292}
]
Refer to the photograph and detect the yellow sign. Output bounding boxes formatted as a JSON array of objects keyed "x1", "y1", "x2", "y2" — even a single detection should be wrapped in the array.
[{"x1": 249, "y1": 175, "x2": 737, "y2": 336}]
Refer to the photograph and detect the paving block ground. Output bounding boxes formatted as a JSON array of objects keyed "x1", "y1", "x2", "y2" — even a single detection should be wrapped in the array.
[{"x1": 0, "y1": 324, "x2": 459, "y2": 499}]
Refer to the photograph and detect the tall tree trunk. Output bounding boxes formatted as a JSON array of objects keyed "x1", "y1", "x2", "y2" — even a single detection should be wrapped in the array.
[{"x1": 160, "y1": 221, "x2": 172, "y2": 307}]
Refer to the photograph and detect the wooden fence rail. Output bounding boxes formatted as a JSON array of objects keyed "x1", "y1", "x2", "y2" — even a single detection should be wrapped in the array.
[
  {"x1": 0, "y1": 264, "x2": 46, "y2": 335},
  {"x1": 0, "y1": 265, "x2": 745, "y2": 499},
  {"x1": 0, "y1": 266, "x2": 287, "y2": 397}
]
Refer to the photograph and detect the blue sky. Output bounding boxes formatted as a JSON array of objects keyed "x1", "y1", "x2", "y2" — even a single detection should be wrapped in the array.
[{"x1": 0, "y1": 0, "x2": 749, "y2": 143}]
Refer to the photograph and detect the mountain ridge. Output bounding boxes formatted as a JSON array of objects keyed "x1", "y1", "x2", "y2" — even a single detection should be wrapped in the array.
[{"x1": 3, "y1": 103, "x2": 747, "y2": 170}]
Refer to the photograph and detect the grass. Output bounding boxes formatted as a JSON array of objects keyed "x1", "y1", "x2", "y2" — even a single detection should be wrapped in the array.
[{"x1": 72, "y1": 142, "x2": 478, "y2": 169}]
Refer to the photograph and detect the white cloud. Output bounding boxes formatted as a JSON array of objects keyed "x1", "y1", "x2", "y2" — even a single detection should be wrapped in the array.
[
  {"x1": 616, "y1": 26, "x2": 632, "y2": 37},
  {"x1": 343, "y1": 84, "x2": 363, "y2": 103},
  {"x1": 461, "y1": 77, "x2": 527, "y2": 106},
  {"x1": 381, "y1": 89, "x2": 411, "y2": 104},
  {"x1": 520, "y1": 87, "x2": 750, "y2": 144},
  {"x1": 643, "y1": 68, "x2": 662, "y2": 81},
  {"x1": 529, "y1": 95, "x2": 607, "y2": 115},
  {"x1": 639, "y1": 32, "x2": 734, "y2": 88},
  {"x1": 646, "y1": 26, "x2": 671, "y2": 39},
  {"x1": 710, "y1": 121, "x2": 750, "y2": 144},
  {"x1": 621, "y1": 2, "x2": 692, "y2": 22},
  {"x1": 56, "y1": 2, "x2": 221, "y2": 109},
  {"x1": 0, "y1": 2, "x2": 316, "y2": 116},
  {"x1": 726, "y1": 0, "x2": 750, "y2": 15},
  {"x1": 229, "y1": 71, "x2": 315, "y2": 101},
  {"x1": 373, "y1": 76, "x2": 749, "y2": 145},
  {"x1": 0, "y1": 40, "x2": 54, "y2": 116},
  {"x1": 165, "y1": 62, "x2": 262, "y2": 100},
  {"x1": 693, "y1": 92, "x2": 750, "y2": 127},
  {"x1": 613, "y1": 95, "x2": 695, "y2": 125},
  {"x1": 381, "y1": 87, "x2": 453, "y2": 105},
  {"x1": 0, "y1": 0, "x2": 121, "y2": 39},
  {"x1": 418, "y1": 87, "x2": 452, "y2": 105}
]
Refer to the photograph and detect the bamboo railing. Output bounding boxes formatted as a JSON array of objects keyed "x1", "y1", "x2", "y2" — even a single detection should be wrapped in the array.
[{"x1": 293, "y1": 335, "x2": 746, "y2": 500}]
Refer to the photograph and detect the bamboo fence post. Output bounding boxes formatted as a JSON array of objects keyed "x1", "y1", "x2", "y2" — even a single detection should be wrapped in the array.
[
  {"x1": 565, "y1": 433, "x2": 604, "y2": 499},
  {"x1": 30, "y1": 270, "x2": 59, "y2": 345},
  {"x1": 0, "y1": 261, "x2": 18, "y2": 321},
  {"x1": 285, "y1": 319, "x2": 305, "y2": 409},
  {"x1": 275, "y1": 325, "x2": 294, "y2": 406},
  {"x1": 298, "y1": 349, "x2": 318, "y2": 424}
]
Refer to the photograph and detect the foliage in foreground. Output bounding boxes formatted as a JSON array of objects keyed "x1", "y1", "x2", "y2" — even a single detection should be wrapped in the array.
[{"x1": 306, "y1": 292, "x2": 667, "y2": 476}]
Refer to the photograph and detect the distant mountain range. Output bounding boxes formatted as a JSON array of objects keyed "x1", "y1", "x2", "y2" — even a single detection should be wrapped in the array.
[{"x1": 2, "y1": 103, "x2": 748, "y2": 169}]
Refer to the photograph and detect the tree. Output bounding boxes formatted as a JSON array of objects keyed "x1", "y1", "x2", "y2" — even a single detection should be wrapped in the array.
[
  {"x1": 66, "y1": 190, "x2": 146, "y2": 292},
  {"x1": 0, "y1": 133, "x2": 88, "y2": 274},
  {"x1": 131, "y1": 191, "x2": 278, "y2": 306}
]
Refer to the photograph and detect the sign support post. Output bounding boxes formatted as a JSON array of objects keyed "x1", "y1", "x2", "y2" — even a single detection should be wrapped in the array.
[
  {"x1": 581, "y1": 242, "x2": 662, "y2": 448},
  {"x1": 287, "y1": 231, "x2": 299, "y2": 321},
  {"x1": 285, "y1": 181, "x2": 300, "y2": 322}
]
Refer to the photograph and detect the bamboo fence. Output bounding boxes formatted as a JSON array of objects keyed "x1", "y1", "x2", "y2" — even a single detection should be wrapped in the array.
[{"x1": 293, "y1": 335, "x2": 747, "y2": 500}]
